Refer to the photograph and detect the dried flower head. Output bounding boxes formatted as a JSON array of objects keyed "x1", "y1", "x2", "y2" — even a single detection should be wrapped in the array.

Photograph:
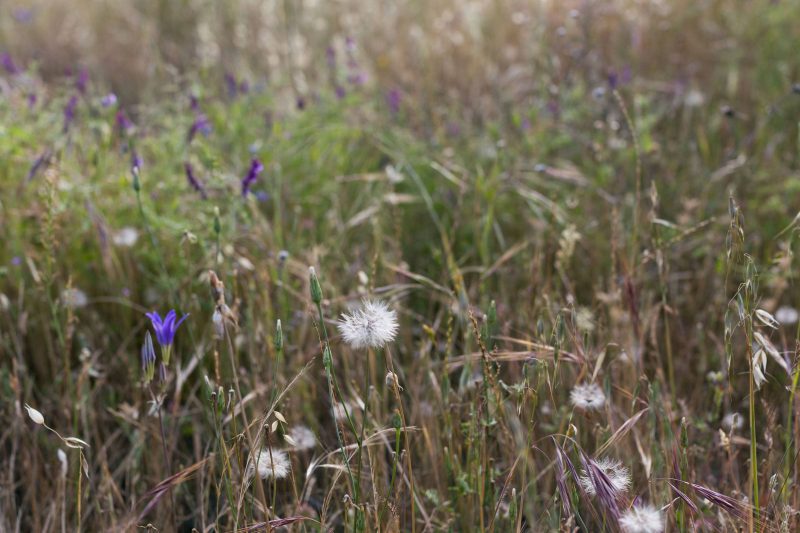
[
  {"x1": 579, "y1": 457, "x2": 631, "y2": 497},
  {"x1": 570, "y1": 382, "x2": 606, "y2": 411},
  {"x1": 619, "y1": 503, "x2": 664, "y2": 533},
  {"x1": 249, "y1": 448, "x2": 290, "y2": 480},
  {"x1": 338, "y1": 299, "x2": 399, "y2": 349}
]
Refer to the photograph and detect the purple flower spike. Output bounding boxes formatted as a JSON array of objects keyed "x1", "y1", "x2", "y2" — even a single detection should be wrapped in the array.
[
  {"x1": 76, "y1": 68, "x2": 89, "y2": 94},
  {"x1": 241, "y1": 158, "x2": 264, "y2": 197},
  {"x1": 188, "y1": 113, "x2": 212, "y2": 141},
  {"x1": 116, "y1": 110, "x2": 134, "y2": 133},
  {"x1": 63, "y1": 95, "x2": 78, "y2": 132},
  {"x1": 2, "y1": 53, "x2": 20, "y2": 75},
  {"x1": 185, "y1": 162, "x2": 207, "y2": 199},
  {"x1": 386, "y1": 88, "x2": 402, "y2": 114}
]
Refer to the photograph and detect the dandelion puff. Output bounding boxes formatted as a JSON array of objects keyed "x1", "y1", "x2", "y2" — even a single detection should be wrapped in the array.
[
  {"x1": 619, "y1": 503, "x2": 664, "y2": 533},
  {"x1": 112, "y1": 227, "x2": 139, "y2": 247},
  {"x1": 721, "y1": 412, "x2": 743, "y2": 432},
  {"x1": 579, "y1": 457, "x2": 631, "y2": 497},
  {"x1": 338, "y1": 299, "x2": 398, "y2": 349},
  {"x1": 249, "y1": 449, "x2": 290, "y2": 480},
  {"x1": 775, "y1": 306, "x2": 799, "y2": 326},
  {"x1": 570, "y1": 382, "x2": 606, "y2": 411},
  {"x1": 287, "y1": 426, "x2": 316, "y2": 451},
  {"x1": 333, "y1": 398, "x2": 364, "y2": 421},
  {"x1": 61, "y1": 288, "x2": 88, "y2": 309}
]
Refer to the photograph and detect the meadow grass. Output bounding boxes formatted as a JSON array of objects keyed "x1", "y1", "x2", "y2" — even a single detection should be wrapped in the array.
[{"x1": 2, "y1": 1, "x2": 800, "y2": 531}]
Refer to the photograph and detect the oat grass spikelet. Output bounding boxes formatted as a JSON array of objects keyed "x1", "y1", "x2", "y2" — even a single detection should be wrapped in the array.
[
  {"x1": 619, "y1": 503, "x2": 664, "y2": 533},
  {"x1": 570, "y1": 382, "x2": 606, "y2": 411},
  {"x1": 338, "y1": 299, "x2": 398, "y2": 349}
]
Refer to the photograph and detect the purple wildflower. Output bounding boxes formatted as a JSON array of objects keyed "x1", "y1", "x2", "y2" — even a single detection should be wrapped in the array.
[
  {"x1": 27, "y1": 92, "x2": 37, "y2": 108},
  {"x1": 27, "y1": 151, "x2": 49, "y2": 182},
  {"x1": 188, "y1": 113, "x2": 212, "y2": 141},
  {"x1": 116, "y1": 110, "x2": 134, "y2": 134},
  {"x1": 63, "y1": 95, "x2": 78, "y2": 132},
  {"x1": 131, "y1": 151, "x2": 142, "y2": 173},
  {"x1": 225, "y1": 73, "x2": 238, "y2": 98},
  {"x1": 11, "y1": 256, "x2": 22, "y2": 266},
  {"x1": 2, "y1": 53, "x2": 20, "y2": 75},
  {"x1": 101, "y1": 93, "x2": 118, "y2": 108},
  {"x1": 296, "y1": 97, "x2": 306, "y2": 110},
  {"x1": 326, "y1": 46, "x2": 336, "y2": 68},
  {"x1": 241, "y1": 158, "x2": 264, "y2": 197},
  {"x1": 76, "y1": 68, "x2": 89, "y2": 94},
  {"x1": 185, "y1": 162, "x2": 207, "y2": 199},
  {"x1": 608, "y1": 70, "x2": 619, "y2": 90},
  {"x1": 347, "y1": 71, "x2": 366, "y2": 86},
  {"x1": 13, "y1": 9, "x2": 35, "y2": 23},
  {"x1": 386, "y1": 88, "x2": 402, "y2": 114},
  {"x1": 255, "y1": 191, "x2": 269, "y2": 202},
  {"x1": 189, "y1": 94, "x2": 200, "y2": 111},
  {"x1": 141, "y1": 331, "x2": 156, "y2": 384},
  {"x1": 335, "y1": 85, "x2": 346, "y2": 99},
  {"x1": 145, "y1": 309, "x2": 188, "y2": 365}
]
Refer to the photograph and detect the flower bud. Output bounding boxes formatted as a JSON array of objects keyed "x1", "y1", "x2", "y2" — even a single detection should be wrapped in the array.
[{"x1": 309, "y1": 267, "x2": 323, "y2": 304}]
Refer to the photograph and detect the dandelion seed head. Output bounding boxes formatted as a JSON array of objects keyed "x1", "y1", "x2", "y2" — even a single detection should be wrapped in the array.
[
  {"x1": 579, "y1": 457, "x2": 631, "y2": 496},
  {"x1": 722, "y1": 412, "x2": 743, "y2": 431},
  {"x1": 288, "y1": 426, "x2": 316, "y2": 451},
  {"x1": 112, "y1": 227, "x2": 139, "y2": 247},
  {"x1": 61, "y1": 288, "x2": 88, "y2": 309},
  {"x1": 619, "y1": 503, "x2": 664, "y2": 533},
  {"x1": 250, "y1": 449, "x2": 290, "y2": 480},
  {"x1": 775, "y1": 306, "x2": 799, "y2": 326},
  {"x1": 333, "y1": 399, "x2": 364, "y2": 421},
  {"x1": 338, "y1": 299, "x2": 398, "y2": 349},
  {"x1": 570, "y1": 382, "x2": 606, "y2": 410}
]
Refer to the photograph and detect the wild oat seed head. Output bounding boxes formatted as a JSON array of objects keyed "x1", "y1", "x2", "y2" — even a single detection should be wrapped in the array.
[
  {"x1": 619, "y1": 503, "x2": 664, "y2": 533},
  {"x1": 338, "y1": 299, "x2": 399, "y2": 349},
  {"x1": 25, "y1": 404, "x2": 45, "y2": 425},
  {"x1": 570, "y1": 382, "x2": 606, "y2": 411},
  {"x1": 250, "y1": 449, "x2": 290, "y2": 480},
  {"x1": 579, "y1": 457, "x2": 631, "y2": 496}
]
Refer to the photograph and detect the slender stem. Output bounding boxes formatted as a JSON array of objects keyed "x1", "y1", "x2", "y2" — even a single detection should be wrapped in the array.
[{"x1": 315, "y1": 303, "x2": 359, "y2": 500}]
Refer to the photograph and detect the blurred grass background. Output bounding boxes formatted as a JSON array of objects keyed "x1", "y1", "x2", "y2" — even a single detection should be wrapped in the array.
[{"x1": 3, "y1": 0, "x2": 800, "y2": 531}]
